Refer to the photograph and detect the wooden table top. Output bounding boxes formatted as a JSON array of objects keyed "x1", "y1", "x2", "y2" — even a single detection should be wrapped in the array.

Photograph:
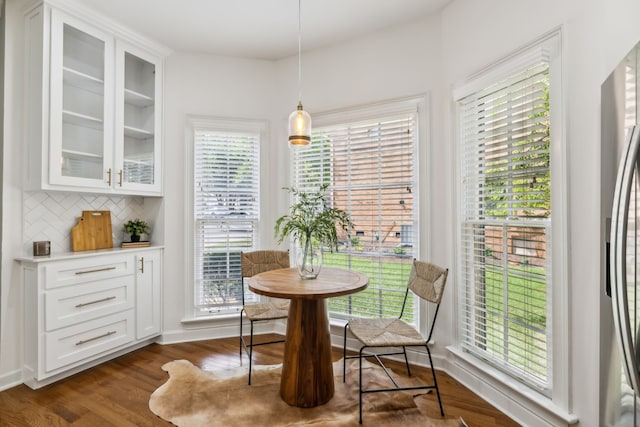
[{"x1": 248, "y1": 267, "x2": 368, "y2": 300}]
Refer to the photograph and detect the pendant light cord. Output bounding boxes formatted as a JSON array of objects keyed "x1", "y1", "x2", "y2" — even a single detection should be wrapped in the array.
[{"x1": 298, "y1": 0, "x2": 302, "y2": 103}]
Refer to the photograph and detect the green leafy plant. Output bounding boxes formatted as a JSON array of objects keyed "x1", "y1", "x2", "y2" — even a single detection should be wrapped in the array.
[
  {"x1": 349, "y1": 236, "x2": 363, "y2": 251},
  {"x1": 123, "y1": 218, "x2": 150, "y2": 237},
  {"x1": 274, "y1": 184, "x2": 353, "y2": 275},
  {"x1": 393, "y1": 246, "x2": 406, "y2": 255}
]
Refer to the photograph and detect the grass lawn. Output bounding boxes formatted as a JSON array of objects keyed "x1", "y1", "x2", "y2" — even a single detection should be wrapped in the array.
[
  {"x1": 323, "y1": 251, "x2": 414, "y2": 320},
  {"x1": 479, "y1": 263, "x2": 548, "y2": 381}
]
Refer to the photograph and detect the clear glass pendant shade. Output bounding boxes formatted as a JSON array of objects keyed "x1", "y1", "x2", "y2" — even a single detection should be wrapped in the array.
[{"x1": 288, "y1": 102, "x2": 311, "y2": 147}]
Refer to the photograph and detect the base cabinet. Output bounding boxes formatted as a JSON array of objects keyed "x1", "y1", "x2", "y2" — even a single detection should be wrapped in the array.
[
  {"x1": 19, "y1": 247, "x2": 163, "y2": 389},
  {"x1": 135, "y1": 251, "x2": 161, "y2": 339}
]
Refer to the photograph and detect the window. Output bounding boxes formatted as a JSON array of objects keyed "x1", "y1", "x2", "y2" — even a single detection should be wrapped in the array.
[
  {"x1": 291, "y1": 99, "x2": 421, "y2": 321},
  {"x1": 456, "y1": 35, "x2": 562, "y2": 394},
  {"x1": 190, "y1": 119, "x2": 262, "y2": 317}
]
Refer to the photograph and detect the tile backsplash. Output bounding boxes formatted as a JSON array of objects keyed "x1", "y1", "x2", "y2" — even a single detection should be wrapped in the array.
[{"x1": 23, "y1": 191, "x2": 146, "y2": 256}]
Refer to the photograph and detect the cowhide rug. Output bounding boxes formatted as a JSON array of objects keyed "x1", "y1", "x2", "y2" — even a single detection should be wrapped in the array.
[{"x1": 149, "y1": 358, "x2": 466, "y2": 427}]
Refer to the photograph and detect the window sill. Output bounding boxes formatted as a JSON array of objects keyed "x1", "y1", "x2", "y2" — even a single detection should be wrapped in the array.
[
  {"x1": 329, "y1": 317, "x2": 349, "y2": 329},
  {"x1": 181, "y1": 313, "x2": 239, "y2": 325},
  {"x1": 447, "y1": 345, "x2": 578, "y2": 426}
]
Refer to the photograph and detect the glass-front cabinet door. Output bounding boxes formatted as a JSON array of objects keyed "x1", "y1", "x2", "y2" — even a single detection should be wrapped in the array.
[
  {"x1": 114, "y1": 41, "x2": 162, "y2": 194},
  {"x1": 49, "y1": 9, "x2": 114, "y2": 189}
]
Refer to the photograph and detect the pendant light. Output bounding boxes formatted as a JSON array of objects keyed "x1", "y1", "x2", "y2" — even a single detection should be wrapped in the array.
[{"x1": 288, "y1": 0, "x2": 311, "y2": 147}]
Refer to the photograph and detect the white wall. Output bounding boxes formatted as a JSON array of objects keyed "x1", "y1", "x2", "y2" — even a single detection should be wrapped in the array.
[{"x1": 275, "y1": 13, "x2": 442, "y2": 114}]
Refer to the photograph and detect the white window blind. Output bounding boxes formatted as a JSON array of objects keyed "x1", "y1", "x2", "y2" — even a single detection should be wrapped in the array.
[
  {"x1": 194, "y1": 130, "x2": 259, "y2": 316},
  {"x1": 458, "y1": 58, "x2": 552, "y2": 391},
  {"x1": 292, "y1": 112, "x2": 418, "y2": 321},
  {"x1": 123, "y1": 154, "x2": 154, "y2": 184}
]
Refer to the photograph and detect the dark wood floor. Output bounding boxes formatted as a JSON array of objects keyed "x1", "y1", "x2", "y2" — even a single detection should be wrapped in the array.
[{"x1": 0, "y1": 334, "x2": 519, "y2": 426}]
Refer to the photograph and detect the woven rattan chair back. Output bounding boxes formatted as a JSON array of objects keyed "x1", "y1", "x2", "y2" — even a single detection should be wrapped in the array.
[{"x1": 407, "y1": 260, "x2": 448, "y2": 305}]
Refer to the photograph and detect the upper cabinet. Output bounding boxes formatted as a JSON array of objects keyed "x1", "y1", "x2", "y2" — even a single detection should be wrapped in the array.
[
  {"x1": 49, "y1": 10, "x2": 114, "y2": 190},
  {"x1": 25, "y1": 3, "x2": 165, "y2": 196},
  {"x1": 115, "y1": 43, "x2": 162, "y2": 192}
]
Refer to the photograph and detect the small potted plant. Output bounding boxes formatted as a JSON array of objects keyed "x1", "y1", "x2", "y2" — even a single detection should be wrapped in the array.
[
  {"x1": 123, "y1": 218, "x2": 150, "y2": 242},
  {"x1": 275, "y1": 184, "x2": 352, "y2": 279}
]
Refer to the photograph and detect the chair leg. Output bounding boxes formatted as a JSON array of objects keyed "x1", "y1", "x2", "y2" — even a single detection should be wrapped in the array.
[
  {"x1": 239, "y1": 310, "x2": 244, "y2": 356},
  {"x1": 359, "y1": 346, "x2": 365, "y2": 424},
  {"x1": 248, "y1": 320, "x2": 254, "y2": 385},
  {"x1": 402, "y1": 346, "x2": 412, "y2": 377},
  {"x1": 343, "y1": 323, "x2": 349, "y2": 383},
  {"x1": 426, "y1": 345, "x2": 444, "y2": 416}
]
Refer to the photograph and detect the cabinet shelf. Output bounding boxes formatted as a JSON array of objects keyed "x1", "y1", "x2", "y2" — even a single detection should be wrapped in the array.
[
  {"x1": 63, "y1": 67, "x2": 104, "y2": 95},
  {"x1": 63, "y1": 110, "x2": 104, "y2": 130},
  {"x1": 61, "y1": 149, "x2": 104, "y2": 180},
  {"x1": 61, "y1": 149, "x2": 103, "y2": 160},
  {"x1": 124, "y1": 158, "x2": 153, "y2": 166},
  {"x1": 124, "y1": 88, "x2": 154, "y2": 107},
  {"x1": 124, "y1": 125, "x2": 153, "y2": 139}
]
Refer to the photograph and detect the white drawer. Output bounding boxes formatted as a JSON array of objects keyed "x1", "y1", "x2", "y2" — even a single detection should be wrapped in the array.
[
  {"x1": 44, "y1": 254, "x2": 135, "y2": 290},
  {"x1": 45, "y1": 310, "x2": 134, "y2": 373},
  {"x1": 45, "y1": 276, "x2": 134, "y2": 331}
]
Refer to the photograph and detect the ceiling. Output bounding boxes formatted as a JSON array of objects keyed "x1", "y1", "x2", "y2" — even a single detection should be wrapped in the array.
[{"x1": 78, "y1": 0, "x2": 452, "y2": 60}]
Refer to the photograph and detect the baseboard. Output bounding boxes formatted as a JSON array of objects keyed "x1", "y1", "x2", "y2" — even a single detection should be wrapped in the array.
[
  {"x1": 161, "y1": 318, "x2": 286, "y2": 345},
  {"x1": 0, "y1": 368, "x2": 23, "y2": 392},
  {"x1": 160, "y1": 324, "x2": 238, "y2": 344}
]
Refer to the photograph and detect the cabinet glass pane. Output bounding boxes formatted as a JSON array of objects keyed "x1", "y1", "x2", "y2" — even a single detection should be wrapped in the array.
[
  {"x1": 123, "y1": 52, "x2": 155, "y2": 185},
  {"x1": 61, "y1": 24, "x2": 105, "y2": 180}
]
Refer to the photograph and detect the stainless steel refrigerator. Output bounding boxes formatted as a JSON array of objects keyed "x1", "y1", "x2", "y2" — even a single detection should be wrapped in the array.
[{"x1": 603, "y1": 40, "x2": 640, "y2": 427}]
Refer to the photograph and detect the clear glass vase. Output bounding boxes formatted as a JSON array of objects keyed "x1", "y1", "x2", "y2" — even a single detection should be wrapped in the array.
[{"x1": 296, "y1": 238, "x2": 322, "y2": 279}]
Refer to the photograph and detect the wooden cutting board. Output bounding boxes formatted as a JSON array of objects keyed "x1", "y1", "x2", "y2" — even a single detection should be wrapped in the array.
[{"x1": 71, "y1": 210, "x2": 113, "y2": 251}]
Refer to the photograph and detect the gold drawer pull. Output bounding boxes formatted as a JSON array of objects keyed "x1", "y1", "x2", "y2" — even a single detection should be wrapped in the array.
[
  {"x1": 75, "y1": 330, "x2": 116, "y2": 346},
  {"x1": 75, "y1": 296, "x2": 116, "y2": 308},
  {"x1": 75, "y1": 266, "x2": 117, "y2": 275}
]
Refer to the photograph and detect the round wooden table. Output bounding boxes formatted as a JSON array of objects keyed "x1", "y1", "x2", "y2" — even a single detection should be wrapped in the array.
[{"x1": 248, "y1": 267, "x2": 368, "y2": 408}]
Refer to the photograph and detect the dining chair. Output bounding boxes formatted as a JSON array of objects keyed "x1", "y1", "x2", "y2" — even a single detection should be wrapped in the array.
[
  {"x1": 240, "y1": 250, "x2": 290, "y2": 385},
  {"x1": 342, "y1": 259, "x2": 449, "y2": 424}
]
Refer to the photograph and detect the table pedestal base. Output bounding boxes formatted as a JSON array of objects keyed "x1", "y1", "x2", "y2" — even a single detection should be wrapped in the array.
[{"x1": 280, "y1": 298, "x2": 334, "y2": 407}]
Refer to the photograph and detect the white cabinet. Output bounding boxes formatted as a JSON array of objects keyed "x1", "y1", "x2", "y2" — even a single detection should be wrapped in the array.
[
  {"x1": 19, "y1": 247, "x2": 163, "y2": 389},
  {"x1": 115, "y1": 41, "x2": 162, "y2": 192},
  {"x1": 25, "y1": 3, "x2": 164, "y2": 195},
  {"x1": 49, "y1": 9, "x2": 114, "y2": 189},
  {"x1": 134, "y1": 250, "x2": 162, "y2": 339}
]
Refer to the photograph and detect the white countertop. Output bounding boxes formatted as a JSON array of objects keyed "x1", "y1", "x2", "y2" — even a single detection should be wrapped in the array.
[{"x1": 16, "y1": 245, "x2": 164, "y2": 263}]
